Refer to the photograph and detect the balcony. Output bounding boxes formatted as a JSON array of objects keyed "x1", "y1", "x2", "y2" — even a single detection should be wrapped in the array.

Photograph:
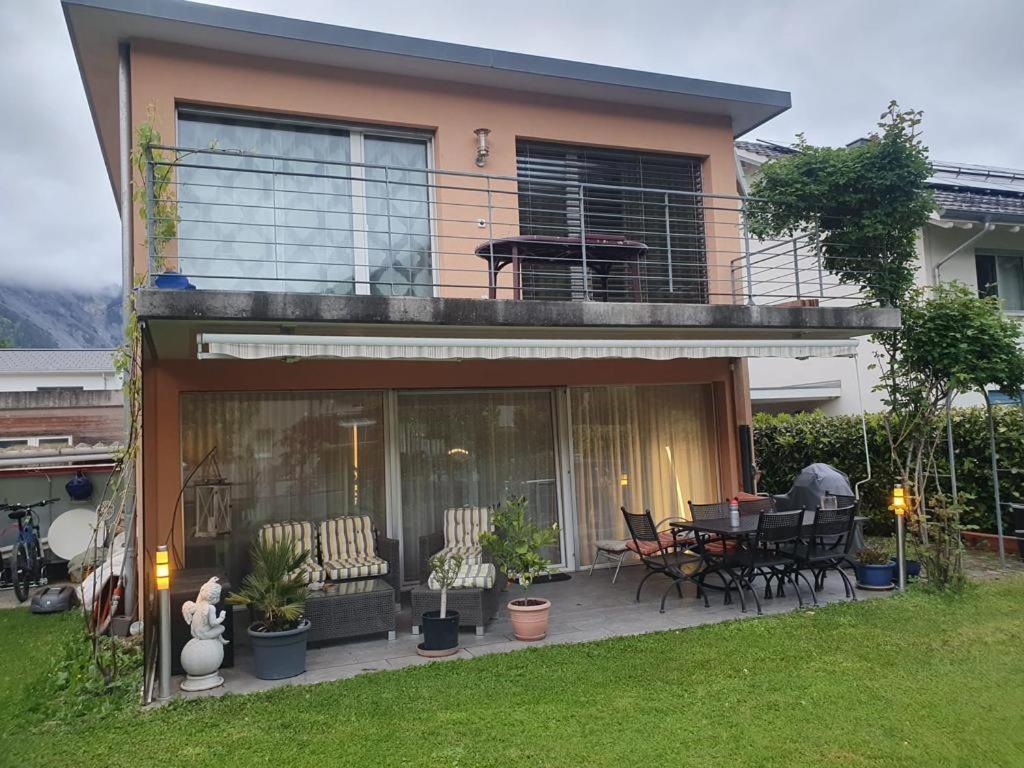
[{"x1": 136, "y1": 145, "x2": 898, "y2": 337}]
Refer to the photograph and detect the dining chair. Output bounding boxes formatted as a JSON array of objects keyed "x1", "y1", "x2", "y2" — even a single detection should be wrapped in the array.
[
  {"x1": 793, "y1": 502, "x2": 858, "y2": 601},
  {"x1": 620, "y1": 507, "x2": 706, "y2": 613},
  {"x1": 738, "y1": 496, "x2": 775, "y2": 516},
  {"x1": 720, "y1": 509, "x2": 813, "y2": 614}
]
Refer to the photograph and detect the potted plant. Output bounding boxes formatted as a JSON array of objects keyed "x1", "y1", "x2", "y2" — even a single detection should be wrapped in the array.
[
  {"x1": 227, "y1": 538, "x2": 310, "y2": 680},
  {"x1": 855, "y1": 543, "x2": 895, "y2": 589},
  {"x1": 417, "y1": 553, "x2": 464, "y2": 658},
  {"x1": 480, "y1": 496, "x2": 559, "y2": 641}
]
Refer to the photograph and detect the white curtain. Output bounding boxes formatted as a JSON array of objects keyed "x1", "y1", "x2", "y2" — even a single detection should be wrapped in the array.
[
  {"x1": 571, "y1": 384, "x2": 722, "y2": 565},
  {"x1": 180, "y1": 391, "x2": 385, "y2": 584},
  {"x1": 397, "y1": 390, "x2": 560, "y2": 578}
]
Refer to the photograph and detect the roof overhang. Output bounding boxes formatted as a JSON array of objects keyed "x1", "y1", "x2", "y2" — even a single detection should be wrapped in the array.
[{"x1": 63, "y1": 0, "x2": 791, "y2": 202}]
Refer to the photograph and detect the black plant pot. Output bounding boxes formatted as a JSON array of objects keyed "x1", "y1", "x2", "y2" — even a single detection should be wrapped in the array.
[
  {"x1": 420, "y1": 610, "x2": 460, "y2": 652},
  {"x1": 247, "y1": 619, "x2": 310, "y2": 680}
]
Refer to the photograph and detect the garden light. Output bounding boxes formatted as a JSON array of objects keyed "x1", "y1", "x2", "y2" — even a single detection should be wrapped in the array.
[
  {"x1": 891, "y1": 485, "x2": 907, "y2": 592},
  {"x1": 156, "y1": 544, "x2": 172, "y2": 700},
  {"x1": 155, "y1": 544, "x2": 170, "y2": 590}
]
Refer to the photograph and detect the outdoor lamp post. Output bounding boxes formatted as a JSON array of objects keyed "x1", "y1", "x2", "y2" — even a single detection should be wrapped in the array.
[
  {"x1": 155, "y1": 544, "x2": 172, "y2": 700},
  {"x1": 891, "y1": 485, "x2": 907, "y2": 592}
]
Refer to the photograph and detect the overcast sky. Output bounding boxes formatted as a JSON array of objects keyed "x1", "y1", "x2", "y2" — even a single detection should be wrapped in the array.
[{"x1": 2, "y1": 0, "x2": 1023, "y2": 291}]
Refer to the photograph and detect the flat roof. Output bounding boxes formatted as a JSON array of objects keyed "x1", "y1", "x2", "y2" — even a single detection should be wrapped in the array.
[
  {"x1": 0, "y1": 349, "x2": 116, "y2": 374},
  {"x1": 62, "y1": 0, "x2": 791, "y2": 203}
]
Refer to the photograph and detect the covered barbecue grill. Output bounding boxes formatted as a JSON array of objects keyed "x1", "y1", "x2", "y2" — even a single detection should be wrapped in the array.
[{"x1": 772, "y1": 463, "x2": 866, "y2": 552}]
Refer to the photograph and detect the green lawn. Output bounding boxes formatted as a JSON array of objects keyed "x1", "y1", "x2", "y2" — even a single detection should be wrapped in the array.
[{"x1": 3, "y1": 578, "x2": 1024, "y2": 767}]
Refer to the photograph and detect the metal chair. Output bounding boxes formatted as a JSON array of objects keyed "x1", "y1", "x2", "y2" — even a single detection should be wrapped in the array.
[
  {"x1": 793, "y1": 503, "x2": 858, "y2": 601},
  {"x1": 621, "y1": 507, "x2": 706, "y2": 613},
  {"x1": 720, "y1": 509, "x2": 814, "y2": 614},
  {"x1": 738, "y1": 496, "x2": 775, "y2": 516}
]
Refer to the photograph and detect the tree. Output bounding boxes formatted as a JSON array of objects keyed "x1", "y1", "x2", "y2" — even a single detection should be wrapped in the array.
[{"x1": 746, "y1": 103, "x2": 1024, "y2": 587}]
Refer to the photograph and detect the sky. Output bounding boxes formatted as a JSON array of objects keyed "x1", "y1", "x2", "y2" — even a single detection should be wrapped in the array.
[{"x1": 1, "y1": 0, "x2": 1023, "y2": 291}]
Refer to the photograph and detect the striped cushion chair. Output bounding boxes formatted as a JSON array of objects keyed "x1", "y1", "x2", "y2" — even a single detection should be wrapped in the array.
[
  {"x1": 427, "y1": 562, "x2": 496, "y2": 590},
  {"x1": 257, "y1": 521, "x2": 326, "y2": 585},
  {"x1": 440, "y1": 506, "x2": 493, "y2": 564},
  {"x1": 318, "y1": 515, "x2": 389, "y2": 582}
]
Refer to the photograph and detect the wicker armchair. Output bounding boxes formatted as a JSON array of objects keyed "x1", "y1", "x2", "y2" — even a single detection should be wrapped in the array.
[
  {"x1": 318, "y1": 515, "x2": 401, "y2": 596},
  {"x1": 417, "y1": 506, "x2": 494, "y2": 583}
]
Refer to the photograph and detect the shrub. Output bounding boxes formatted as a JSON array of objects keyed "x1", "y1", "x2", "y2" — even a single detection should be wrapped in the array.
[{"x1": 754, "y1": 406, "x2": 1024, "y2": 535}]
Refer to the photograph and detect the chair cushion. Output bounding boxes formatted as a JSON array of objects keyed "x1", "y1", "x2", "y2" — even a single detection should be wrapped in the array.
[
  {"x1": 322, "y1": 555, "x2": 389, "y2": 582},
  {"x1": 293, "y1": 562, "x2": 328, "y2": 585},
  {"x1": 259, "y1": 520, "x2": 318, "y2": 559},
  {"x1": 435, "y1": 544, "x2": 485, "y2": 565},
  {"x1": 625, "y1": 530, "x2": 683, "y2": 556},
  {"x1": 443, "y1": 506, "x2": 492, "y2": 550},
  {"x1": 319, "y1": 515, "x2": 377, "y2": 563},
  {"x1": 427, "y1": 562, "x2": 496, "y2": 590}
]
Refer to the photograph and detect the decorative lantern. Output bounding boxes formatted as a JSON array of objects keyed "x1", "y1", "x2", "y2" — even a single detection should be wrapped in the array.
[{"x1": 191, "y1": 453, "x2": 232, "y2": 537}]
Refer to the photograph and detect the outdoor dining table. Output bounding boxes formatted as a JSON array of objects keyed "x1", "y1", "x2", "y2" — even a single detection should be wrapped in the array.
[
  {"x1": 669, "y1": 509, "x2": 868, "y2": 540},
  {"x1": 473, "y1": 234, "x2": 648, "y2": 301}
]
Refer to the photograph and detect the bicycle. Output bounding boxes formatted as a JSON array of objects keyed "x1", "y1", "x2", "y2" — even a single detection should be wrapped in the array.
[{"x1": 3, "y1": 498, "x2": 57, "y2": 602}]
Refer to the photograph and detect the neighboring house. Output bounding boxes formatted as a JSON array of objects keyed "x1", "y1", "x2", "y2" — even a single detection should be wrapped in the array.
[
  {"x1": 738, "y1": 140, "x2": 1024, "y2": 414},
  {"x1": 0, "y1": 349, "x2": 123, "y2": 552},
  {"x1": 63, "y1": 0, "x2": 895, "y2": 593}
]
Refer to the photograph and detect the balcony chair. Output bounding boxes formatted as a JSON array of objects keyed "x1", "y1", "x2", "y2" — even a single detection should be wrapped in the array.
[
  {"x1": 417, "y1": 506, "x2": 495, "y2": 583},
  {"x1": 620, "y1": 507, "x2": 705, "y2": 613}
]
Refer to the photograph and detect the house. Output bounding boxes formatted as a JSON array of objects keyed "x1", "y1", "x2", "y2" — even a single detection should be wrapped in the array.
[
  {"x1": 62, "y1": 0, "x2": 897, "y2": 599},
  {"x1": 738, "y1": 140, "x2": 1024, "y2": 414},
  {"x1": 0, "y1": 349, "x2": 122, "y2": 553}
]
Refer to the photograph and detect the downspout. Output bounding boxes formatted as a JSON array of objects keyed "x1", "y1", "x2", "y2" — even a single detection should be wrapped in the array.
[
  {"x1": 117, "y1": 42, "x2": 137, "y2": 619},
  {"x1": 932, "y1": 220, "x2": 994, "y2": 286}
]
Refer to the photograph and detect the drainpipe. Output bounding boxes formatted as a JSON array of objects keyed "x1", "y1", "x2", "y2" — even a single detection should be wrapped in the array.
[
  {"x1": 117, "y1": 42, "x2": 137, "y2": 619},
  {"x1": 932, "y1": 221, "x2": 995, "y2": 286}
]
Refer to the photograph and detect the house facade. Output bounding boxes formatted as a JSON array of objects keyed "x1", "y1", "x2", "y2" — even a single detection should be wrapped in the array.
[
  {"x1": 64, "y1": 0, "x2": 897, "y2": 594},
  {"x1": 738, "y1": 140, "x2": 1024, "y2": 415}
]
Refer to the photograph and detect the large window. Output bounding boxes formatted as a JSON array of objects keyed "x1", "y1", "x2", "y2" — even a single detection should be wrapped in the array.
[
  {"x1": 976, "y1": 252, "x2": 1024, "y2": 311},
  {"x1": 396, "y1": 390, "x2": 562, "y2": 577},
  {"x1": 177, "y1": 111, "x2": 432, "y2": 296},
  {"x1": 516, "y1": 140, "x2": 707, "y2": 303},
  {"x1": 180, "y1": 391, "x2": 386, "y2": 585},
  {"x1": 570, "y1": 384, "x2": 722, "y2": 565}
]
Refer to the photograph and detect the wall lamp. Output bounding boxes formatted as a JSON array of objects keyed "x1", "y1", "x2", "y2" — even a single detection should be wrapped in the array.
[{"x1": 474, "y1": 128, "x2": 491, "y2": 167}]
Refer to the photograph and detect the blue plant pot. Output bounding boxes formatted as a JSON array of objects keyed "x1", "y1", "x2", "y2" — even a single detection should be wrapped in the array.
[
  {"x1": 856, "y1": 563, "x2": 893, "y2": 588},
  {"x1": 154, "y1": 271, "x2": 196, "y2": 290},
  {"x1": 890, "y1": 557, "x2": 921, "y2": 580}
]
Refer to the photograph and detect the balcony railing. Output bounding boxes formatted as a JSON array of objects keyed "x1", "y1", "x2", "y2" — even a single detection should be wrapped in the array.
[{"x1": 142, "y1": 145, "x2": 871, "y2": 307}]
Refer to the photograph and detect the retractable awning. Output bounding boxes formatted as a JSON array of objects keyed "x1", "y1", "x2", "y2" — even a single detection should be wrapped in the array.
[{"x1": 196, "y1": 333, "x2": 858, "y2": 361}]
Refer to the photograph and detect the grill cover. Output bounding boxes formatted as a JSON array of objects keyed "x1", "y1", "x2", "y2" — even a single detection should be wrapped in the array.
[{"x1": 772, "y1": 463, "x2": 864, "y2": 551}]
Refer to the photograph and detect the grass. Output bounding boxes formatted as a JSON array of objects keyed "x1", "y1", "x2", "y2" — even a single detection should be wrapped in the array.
[{"x1": 3, "y1": 578, "x2": 1024, "y2": 767}]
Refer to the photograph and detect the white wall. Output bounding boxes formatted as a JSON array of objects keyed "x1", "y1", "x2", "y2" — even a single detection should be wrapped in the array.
[{"x1": 0, "y1": 370, "x2": 120, "y2": 393}]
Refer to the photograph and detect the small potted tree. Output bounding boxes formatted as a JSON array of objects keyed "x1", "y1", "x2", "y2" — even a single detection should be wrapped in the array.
[
  {"x1": 855, "y1": 543, "x2": 895, "y2": 589},
  {"x1": 480, "y1": 496, "x2": 559, "y2": 641},
  {"x1": 227, "y1": 538, "x2": 310, "y2": 680},
  {"x1": 417, "y1": 553, "x2": 464, "y2": 658}
]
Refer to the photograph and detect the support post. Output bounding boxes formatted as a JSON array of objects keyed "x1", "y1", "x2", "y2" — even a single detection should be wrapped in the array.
[
  {"x1": 895, "y1": 513, "x2": 907, "y2": 592},
  {"x1": 983, "y1": 390, "x2": 1007, "y2": 566},
  {"x1": 946, "y1": 393, "x2": 958, "y2": 503}
]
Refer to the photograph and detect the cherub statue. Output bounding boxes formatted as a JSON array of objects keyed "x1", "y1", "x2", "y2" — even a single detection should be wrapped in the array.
[
  {"x1": 182, "y1": 577, "x2": 229, "y2": 644},
  {"x1": 179, "y1": 577, "x2": 228, "y2": 691}
]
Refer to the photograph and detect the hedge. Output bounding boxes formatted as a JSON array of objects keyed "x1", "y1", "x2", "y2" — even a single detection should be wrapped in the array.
[{"x1": 753, "y1": 406, "x2": 1024, "y2": 534}]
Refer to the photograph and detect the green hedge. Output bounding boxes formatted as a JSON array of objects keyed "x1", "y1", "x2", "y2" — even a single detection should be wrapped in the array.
[{"x1": 753, "y1": 406, "x2": 1024, "y2": 534}]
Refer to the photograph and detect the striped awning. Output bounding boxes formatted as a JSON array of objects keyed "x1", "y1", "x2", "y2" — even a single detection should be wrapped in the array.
[{"x1": 197, "y1": 333, "x2": 858, "y2": 361}]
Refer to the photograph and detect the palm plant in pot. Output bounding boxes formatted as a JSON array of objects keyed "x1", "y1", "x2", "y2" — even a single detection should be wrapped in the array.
[
  {"x1": 227, "y1": 538, "x2": 310, "y2": 680},
  {"x1": 855, "y1": 543, "x2": 895, "y2": 589},
  {"x1": 480, "y1": 496, "x2": 559, "y2": 641},
  {"x1": 418, "y1": 553, "x2": 464, "y2": 658}
]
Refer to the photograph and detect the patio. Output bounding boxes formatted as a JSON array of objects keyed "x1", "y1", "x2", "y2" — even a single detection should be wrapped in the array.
[{"x1": 177, "y1": 562, "x2": 888, "y2": 699}]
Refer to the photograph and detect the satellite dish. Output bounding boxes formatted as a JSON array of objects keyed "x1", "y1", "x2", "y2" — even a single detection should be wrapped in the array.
[{"x1": 48, "y1": 508, "x2": 105, "y2": 561}]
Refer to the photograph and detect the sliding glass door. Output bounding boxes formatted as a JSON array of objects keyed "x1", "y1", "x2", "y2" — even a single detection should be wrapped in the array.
[
  {"x1": 569, "y1": 384, "x2": 722, "y2": 566},
  {"x1": 396, "y1": 390, "x2": 563, "y2": 579},
  {"x1": 176, "y1": 110, "x2": 432, "y2": 296}
]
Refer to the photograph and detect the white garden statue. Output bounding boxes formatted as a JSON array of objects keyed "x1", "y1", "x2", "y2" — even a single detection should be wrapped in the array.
[{"x1": 180, "y1": 577, "x2": 229, "y2": 691}]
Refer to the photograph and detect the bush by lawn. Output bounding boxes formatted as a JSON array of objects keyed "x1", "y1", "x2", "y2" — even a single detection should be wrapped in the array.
[{"x1": 3, "y1": 578, "x2": 1024, "y2": 767}]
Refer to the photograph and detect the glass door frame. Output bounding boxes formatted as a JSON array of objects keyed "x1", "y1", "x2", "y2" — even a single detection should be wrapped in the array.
[{"x1": 384, "y1": 386, "x2": 575, "y2": 583}]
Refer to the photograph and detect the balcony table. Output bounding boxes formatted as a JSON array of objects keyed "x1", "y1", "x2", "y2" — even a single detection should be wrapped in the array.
[{"x1": 474, "y1": 234, "x2": 648, "y2": 301}]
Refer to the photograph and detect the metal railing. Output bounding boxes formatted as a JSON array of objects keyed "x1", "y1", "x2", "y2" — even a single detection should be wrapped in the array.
[{"x1": 142, "y1": 144, "x2": 872, "y2": 307}]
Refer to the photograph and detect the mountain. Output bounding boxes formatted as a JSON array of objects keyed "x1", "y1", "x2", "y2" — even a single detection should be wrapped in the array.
[{"x1": 0, "y1": 282, "x2": 122, "y2": 349}]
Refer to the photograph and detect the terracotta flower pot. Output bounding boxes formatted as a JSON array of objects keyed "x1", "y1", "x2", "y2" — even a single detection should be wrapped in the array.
[{"x1": 508, "y1": 598, "x2": 551, "y2": 641}]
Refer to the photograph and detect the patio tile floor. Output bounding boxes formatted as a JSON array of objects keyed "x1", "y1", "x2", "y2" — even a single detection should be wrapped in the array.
[{"x1": 176, "y1": 564, "x2": 887, "y2": 699}]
